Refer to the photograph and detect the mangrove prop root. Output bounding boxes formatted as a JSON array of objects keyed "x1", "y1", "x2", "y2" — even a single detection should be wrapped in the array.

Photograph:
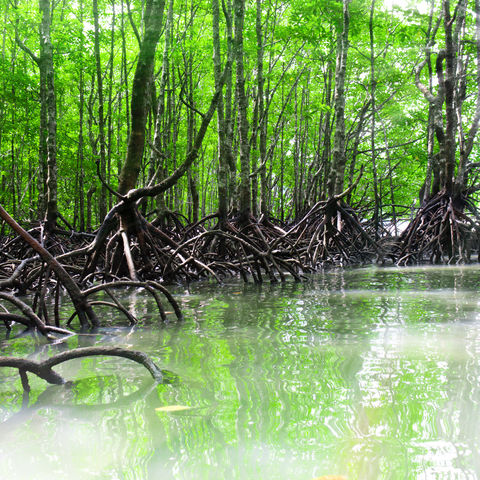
[
  {"x1": 1, "y1": 201, "x2": 383, "y2": 289},
  {"x1": 4, "y1": 184, "x2": 479, "y2": 299},
  {"x1": 397, "y1": 190, "x2": 479, "y2": 265},
  {"x1": 0, "y1": 292, "x2": 73, "y2": 337}
]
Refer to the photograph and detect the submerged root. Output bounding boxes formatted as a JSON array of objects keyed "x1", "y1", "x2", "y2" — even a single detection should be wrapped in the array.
[
  {"x1": 0, "y1": 346, "x2": 164, "y2": 394},
  {"x1": 0, "y1": 292, "x2": 73, "y2": 338}
]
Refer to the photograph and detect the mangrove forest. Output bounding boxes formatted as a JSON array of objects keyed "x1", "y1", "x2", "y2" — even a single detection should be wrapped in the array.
[{"x1": 2, "y1": 0, "x2": 480, "y2": 478}]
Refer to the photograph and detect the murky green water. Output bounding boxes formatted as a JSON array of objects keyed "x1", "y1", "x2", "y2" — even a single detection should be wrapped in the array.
[{"x1": 2, "y1": 266, "x2": 480, "y2": 479}]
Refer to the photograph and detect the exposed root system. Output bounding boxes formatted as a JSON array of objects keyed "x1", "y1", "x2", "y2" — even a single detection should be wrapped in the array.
[
  {"x1": 397, "y1": 190, "x2": 480, "y2": 265},
  {"x1": 0, "y1": 204, "x2": 182, "y2": 337},
  {"x1": 2, "y1": 188, "x2": 480, "y2": 339}
]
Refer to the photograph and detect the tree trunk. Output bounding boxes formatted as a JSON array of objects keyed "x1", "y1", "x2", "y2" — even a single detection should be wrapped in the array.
[
  {"x1": 118, "y1": 0, "x2": 165, "y2": 196},
  {"x1": 120, "y1": 0, "x2": 131, "y2": 142},
  {"x1": 327, "y1": 0, "x2": 350, "y2": 197},
  {"x1": 224, "y1": 0, "x2": 236, "y2": 212},
  {"x1": 212, "y1": 0, "x2": 229, "y2": 225},
  {"x1": 442, "y1": 0, "x2": 457, "y2": 193},
  {"x1": 38, "y1": 46, "x2": 47, "y2": 219},
  {"x1": 455, "y1": 0, "x2": 479, "y2": 193},
  {"x1": 77, "y1": 0, "x2": 86, "y2": 231},
  {"x1": 107, "y1": 1, "x2": 116, "y2": 210},
  {"x1": 39, "y1": 0, "x2": 58, "y2": 232},
  {"x1": 93, "y1": 0, "x2": 108, "y2": 221},
  {"x1": 369, "y1": 0, "x2": 380, "y2": 234},
  {"x1": 233, "y1": 0, "x2": 250, "y2": 224},
  {"x1": 256, "y1": 0, "x2": 267, "y2": 216},
  {"x1": 251, "y1": 84, "x2": 259, "y2": 217},
  {"x1": 150, "y1": 0, "x2": 172, "y2": 222}
]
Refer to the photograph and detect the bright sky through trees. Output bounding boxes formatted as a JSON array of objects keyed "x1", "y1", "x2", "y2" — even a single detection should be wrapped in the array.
[{"x1": 383, "y1": 0, "x2": 430, "y2": 14}]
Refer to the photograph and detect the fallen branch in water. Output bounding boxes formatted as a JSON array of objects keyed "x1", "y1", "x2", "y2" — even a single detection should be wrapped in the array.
[{"x1": 0, "y1": 346, "x2": 164, "y2": 393}]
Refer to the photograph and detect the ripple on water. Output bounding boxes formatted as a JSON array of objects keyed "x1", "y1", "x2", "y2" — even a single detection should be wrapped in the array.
[{"x1": 3, "y1": 267, "x2": 480, "y2": 478}]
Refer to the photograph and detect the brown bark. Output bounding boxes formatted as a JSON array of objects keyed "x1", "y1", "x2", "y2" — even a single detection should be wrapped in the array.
[
  {"x1": 0, "y1": 347, "x2": 163, "y2": 388},
  {"x1": 0, "y1": 203, "x2": 99, "y2": 328}
]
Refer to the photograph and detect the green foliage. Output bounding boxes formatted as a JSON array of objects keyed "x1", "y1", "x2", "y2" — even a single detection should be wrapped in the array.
[{"x1": 0, "y1": 0, "x2": 479, "y2": 226}]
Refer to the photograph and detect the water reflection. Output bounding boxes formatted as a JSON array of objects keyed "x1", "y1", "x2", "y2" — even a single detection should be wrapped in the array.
[{"x1": 2, "y1": 266, "x2": 480, "y2": 478}]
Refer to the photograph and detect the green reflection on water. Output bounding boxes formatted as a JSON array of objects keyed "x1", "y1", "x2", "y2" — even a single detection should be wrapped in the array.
[{"x1": 2, "y1": 266, "x2": 480, "y2": 479}]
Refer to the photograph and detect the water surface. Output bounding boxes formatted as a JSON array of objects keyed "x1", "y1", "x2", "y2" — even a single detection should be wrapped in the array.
[{"x1": 2, "y1": 266, "x2": 480, "y2": 479}]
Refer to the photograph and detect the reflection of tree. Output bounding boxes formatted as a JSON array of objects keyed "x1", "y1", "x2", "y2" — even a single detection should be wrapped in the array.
[
  {"x1": 0, "y1": 374, "x2": 166, "y2": 434},
  {"x1": 341, "y1": 321, "x2": 480, "y2": 478},
  {"x1": 0, "y1": 374, "x2": 175, "y2": 480},
  {"x1": 2, "y1": 268, "x2": 480, "y2": 477}
]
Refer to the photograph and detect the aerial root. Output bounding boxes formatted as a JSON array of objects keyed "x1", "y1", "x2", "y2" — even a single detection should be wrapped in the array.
[
  {"x1": 397, "y1": 190, "x2": 480, "y2": 265},
  {"x1": 1, "y1": 198, "x2": 384, "y2": 290},
  {"x1": 0, "y1": 292, "x2": 73, "y2": 339},
  {"x1": 0, "y1": 204, "x2": 183, "y2": 334}
]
